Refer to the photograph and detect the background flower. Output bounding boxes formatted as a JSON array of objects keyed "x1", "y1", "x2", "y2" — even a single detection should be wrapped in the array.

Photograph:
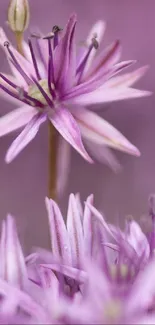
[{"x1": 0, "y1": 0, "x2": 153, "y2": 252}]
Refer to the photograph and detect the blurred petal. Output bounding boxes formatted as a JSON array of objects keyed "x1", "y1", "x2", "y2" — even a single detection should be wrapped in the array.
[
  {"x1": 56, "y1": 137, "x2": 71, "y2": 197},
  {"x1": 49, "y1": 107, "x2": 93, "y2": 163},
  {"x1": 67, "y1": 194, "x2": 84, "y2": 267},
  {"x1": 72, "y1": 108, "x2": 140, "y2": 156},
  {"x1": 0, "y1": 215, "x2": 27, "y2": 288},
  {"x1": 5, "y1": 113, "x2": 45, "y2": 163},
  {"x1": 41, "y1": 264, "x2": 86, "y2": 283},
  {"x1": 83, "y1": 194, "x2": 94, "y2": 258},
  {"x1": 126, "y1": 259, "x2": 155, "y2": 313},
  {"x1": 45, "y1": 197, "x2": 72, "y2": 265},
  {"x1": 0, "y1": 105, "x2": 37, "y2": 137},
  {"x1": 126, "y1": 221, "x2": 150, "y2": 259},
  {"x1": 84, "y1": 138, "x2": 121, "y2": 172}
]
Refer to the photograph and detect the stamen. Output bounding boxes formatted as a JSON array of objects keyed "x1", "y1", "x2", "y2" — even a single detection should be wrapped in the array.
[
  {"x1": 0, "y1": 73, "x2": 44, "y2": 107},
  {"x1": 52, "y1": 25, "x2": 62, "y2": 49},
  {"x1": 42, "y1": 32, "x2": 54, "y2": 40},
  {"x1": 47, "y1": 39, "x2": 55, "y2": 98},
  {"x1": 30, "y1": 75, "x2": 54, "y2": 108},
  {"x1": 28, "y1": 38, "x2": 41, "y2": 80},
  {"x1": 76, "y1": 36, "x2": 99, "y2": 83},
  {"x1": 4, "y1": 41, "x2": 32, "y2": 85},
  {"x1": 0, "y1": 83, "x2": 30, "y2": 105}
]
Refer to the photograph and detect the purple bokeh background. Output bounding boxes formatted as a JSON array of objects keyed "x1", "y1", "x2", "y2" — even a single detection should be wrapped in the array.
[{"x1": 0, "y1": 0, "x2": 154, "y2": 252}]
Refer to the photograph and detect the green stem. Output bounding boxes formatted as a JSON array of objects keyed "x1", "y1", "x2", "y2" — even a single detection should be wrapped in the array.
[
  {"x1": 15, "y1": 32, "x2": 25, "y2": 57},
  {"x1": 48, "y1": 122, "x2": 58, "y2": 200}
]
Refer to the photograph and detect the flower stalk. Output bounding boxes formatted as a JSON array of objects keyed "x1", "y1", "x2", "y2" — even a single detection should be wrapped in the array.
[{"x1": 48, "y1": 122, "x2": 58, "y2": 200}]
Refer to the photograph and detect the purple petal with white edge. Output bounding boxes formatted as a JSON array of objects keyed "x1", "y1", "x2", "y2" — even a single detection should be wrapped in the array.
[
  {"x1": 83, "y1": 194, "x2": 94, "y2": 258},
  {"x1": 41, "y1": 264, "x2": 87, "y2": 284},
  {"x1": 126, "y1": 220, "x2": 150, "y2": 259},
  {"x1": 0, "y1": 105, "x2": 37, "y2": 137},
  {"x1": 84, "y1": 138, "x2": 121, "y2": 172},
  {"x1": 45, "y1": 197, "x2": 72, "y2": 265},
  {"x1": 73, "y1": 86, "x2": 151, "y2": 106},
  {"x1": 72, "y1": 108, "x2": 140, "y2": 156},
  {"x1": 56, "y1": 137, "x2": 71, "y2": 197},
  {"x1": 67, "y1": 194, "x2": 84, "y2": 267},
  {"x1": 0, "y1": 278, "x2": 47, "y2": 322},
  {"x1": 5, "y1": 113, "x2": 46, "y2": 163},
  {"x1": 85, "y1": 202, "x2": 117, "y2": 241},
  {"x1": 126, "y1": 259, "x2": 155, "y2": 313},
  {"x1": 1, "y1": 215, "x2": 27, "y2": 288},
  {"x1": 78, "y1": 20, "x2": 106, "y2": 75},
  {"x1": 49, "y1": 107, "x2": 93, "y2": 163},
  {"x1": 85, "y1": 40, "x2": 121, "y2": 80},
  {"x1": 54, "y1": 14, "x2": 76, "y2": 92},
  {"x1": 105, "y1": 65, "x2": 149, "y2": 88}
]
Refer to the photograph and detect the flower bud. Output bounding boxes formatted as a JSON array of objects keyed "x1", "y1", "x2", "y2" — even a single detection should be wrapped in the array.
[{"x1": 7, "y1": 0, "x2": 30, "y2": 33}]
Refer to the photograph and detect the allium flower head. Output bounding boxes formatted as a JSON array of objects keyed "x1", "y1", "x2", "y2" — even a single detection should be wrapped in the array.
[
  {"x1": 0, "y1": 197, "x2": 155, "y2": 324},
  {"x1": 0, "y1": 15, "x2": 151, "y2": 165}
]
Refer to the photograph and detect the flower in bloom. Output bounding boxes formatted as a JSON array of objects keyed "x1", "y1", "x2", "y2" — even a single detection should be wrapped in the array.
[
  {"x1": 0, "y1": 198, "x2": 155, "y2": 323},
  {"x1": 0, "y1": 15, "x2": 151, "y2": 165}
]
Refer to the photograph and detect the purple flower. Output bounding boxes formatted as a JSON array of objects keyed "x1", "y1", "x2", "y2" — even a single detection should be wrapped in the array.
[
  {"x1": 0, "y1": 197, "x2": 155, "y2": 323},
  {"x1": 0, "y1": 15, "x2": 150, "y2": 165}
]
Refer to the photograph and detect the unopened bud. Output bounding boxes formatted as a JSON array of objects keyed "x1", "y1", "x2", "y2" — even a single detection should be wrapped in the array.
[{"x1": 8, "y1": 0, "x2": 30, "y2": 33}]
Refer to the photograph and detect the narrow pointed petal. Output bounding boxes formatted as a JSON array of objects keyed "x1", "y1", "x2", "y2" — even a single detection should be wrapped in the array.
[
  {"x1": 105, "y1": 65, "x2": 149, "y2": 88},
  {"x1": 5, "y1": 113, "x2": 45, "y2": 163},
  {"x1": 41, "y1": 263, "x2": 87, "y2": 283},
  {"x1": 73, "y1": 86, "x2": 151, "y2": 106},
  {"x1": 67, "y1": 194, "x2": 84, "y2": 267},
  {"x1": 1, "y1": 215, "x2": 27, "y2": 288},
  {"x1": 56, "y1": 137, "x2": 71, "y2": 197},
  {"x1": 126, "y1": 221, "x2": 150, "y2": 259},
  {"x1": 0, "y1": 105, "x2": 37, "y2": 137},
  {"x1": 45, "y1": 197, "x2": 72, "y2": 265},
  {"x1": 85, "y1": 202, "x2": 117, "y2": 241},
  {"x1": 85, "y1": 40, "x2": 121, "y2": 80},
  {"x1": 72, "y1": 108, "x2": 140, "y2": 156},
  {"x1": 54, "y1": 14, "x2": 76, "y2": 92},
  {"x1": 49, "y1": 107, "x2": 93, "y2": 163},
  {"x1": 83, "y1": 194, "x2": 94, "y2": 258}
]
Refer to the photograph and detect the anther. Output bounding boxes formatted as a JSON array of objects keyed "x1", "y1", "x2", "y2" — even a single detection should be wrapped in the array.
[
  {"x1": 4, "y1": 41, "x2": 9, "y2": 47},
  {"x1": 91, "y1": 36, "x2": 99, "y2": 50},
  {"x1": 52, "y1": 25, "x2": 63, "y2": 34}
]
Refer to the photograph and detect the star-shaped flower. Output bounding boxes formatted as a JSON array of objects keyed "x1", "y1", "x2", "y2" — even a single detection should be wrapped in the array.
[{"x1": 0, "y1": 14, "x2": 150, "y2": 164}]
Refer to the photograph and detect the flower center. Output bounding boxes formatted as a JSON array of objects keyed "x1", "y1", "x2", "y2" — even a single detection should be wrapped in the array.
[
  {"x1": 104, "y1": 300, "x2": 122, "y2": 322},
  {"x1": 28, "y1": 79, "x2": 54, "y2": 105},
  {"x1": 110, "y1": 263, "x2": 135, "y2": 279}
]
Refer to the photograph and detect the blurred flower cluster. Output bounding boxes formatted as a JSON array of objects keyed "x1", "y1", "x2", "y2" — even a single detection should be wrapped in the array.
[{"x1": 0, "y1": 194, "x2": 154, "y2": 324}]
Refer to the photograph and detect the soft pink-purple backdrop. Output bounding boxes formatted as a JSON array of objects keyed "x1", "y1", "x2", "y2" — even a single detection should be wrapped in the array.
[{"x1": 0, "y1": 0, "x2": 154, "y2": 252}]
